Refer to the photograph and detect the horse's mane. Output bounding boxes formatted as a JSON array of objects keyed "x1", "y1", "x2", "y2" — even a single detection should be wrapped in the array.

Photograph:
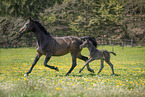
[{"x1": 34, "y1": 20, "x2": 50, "y2": 35}]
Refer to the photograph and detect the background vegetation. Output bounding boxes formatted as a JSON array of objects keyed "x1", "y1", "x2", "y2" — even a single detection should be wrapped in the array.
[
  {"x1": 0, "y1": 1, "x2": 145, "y2": 96},
  {"x1": 0, "y1": 46, "x2": 145, "y2": 96},
  {"x1": 0, "y1": 0, "x2": 145, "y2": 47}
]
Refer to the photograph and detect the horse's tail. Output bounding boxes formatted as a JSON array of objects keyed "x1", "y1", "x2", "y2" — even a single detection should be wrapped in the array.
[
  {"x1": 81, "y1": 36, "x2": 97, "y2": 47},
  {"x1": 109, "y1": 52, "x2": 116, "y2": 56}
]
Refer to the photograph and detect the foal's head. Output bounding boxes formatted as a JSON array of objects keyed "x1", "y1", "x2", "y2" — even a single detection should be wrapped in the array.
[
  {"x1": 80, "y1": 39, "x2": 91, "y2": 49},
  {"x1": 19, "y1": 17, "x2": 36, "y2": 34}
]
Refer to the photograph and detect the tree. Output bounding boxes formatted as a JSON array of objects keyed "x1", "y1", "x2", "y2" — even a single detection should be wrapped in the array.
[{"x1": 39, "y1": 0, "x2": 123, "y2": 38}]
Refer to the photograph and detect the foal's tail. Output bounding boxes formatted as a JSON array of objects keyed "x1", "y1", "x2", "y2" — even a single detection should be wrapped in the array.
[
  {"x1": 109, "y1": 52, "x2": 116, "y2": 56},
  {"x1": 81, "y1": 36, "x2": 97, "y2": 47}
]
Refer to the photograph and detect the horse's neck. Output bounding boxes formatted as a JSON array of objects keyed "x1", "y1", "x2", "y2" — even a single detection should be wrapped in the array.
[{"x1": 34, "y1": 28, "x2": 51, "y2": 46}]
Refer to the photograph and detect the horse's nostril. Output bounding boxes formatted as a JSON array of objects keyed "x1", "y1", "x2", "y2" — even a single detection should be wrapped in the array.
[
  {"x1": 19, "y1": 30, "x2": 22, "y2": 33},
  {"x1": 19, "y1": 28, "x2": 23, "y2": 31},
  {"x1": 19, "y1": 27, "x2": 25, "y2": 33}
]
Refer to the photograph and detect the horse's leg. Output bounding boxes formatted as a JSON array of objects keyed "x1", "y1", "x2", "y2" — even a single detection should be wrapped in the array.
[
  {"x1": 44, "y1": 54, "x2": 59, "y2": 71},
  {"x1": 78, "y1": 54, "x2": 94, "y2": 73},
  {"x1": 97, "y1": 59, "x2": 104, "y2": 74},
  {"x1": 24, "y1": 53, "x2": 41, "y2": 76},
  {"x1": 65, "y1": 55, "x2": 77, "y2": 76},
  {"x1": 79, "y1": 58, "x2": 94, "y2": 73}
]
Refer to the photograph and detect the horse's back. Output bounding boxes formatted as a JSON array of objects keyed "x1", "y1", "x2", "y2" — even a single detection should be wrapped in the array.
[{"x1": 52, "y1": 36, "x2": 81, "y2": 56}]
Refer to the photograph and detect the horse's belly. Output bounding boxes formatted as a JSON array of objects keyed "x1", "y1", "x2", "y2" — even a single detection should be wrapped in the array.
[
  {"x1": 53, "y1": 37, "x2": 71, "y2": 56},
  {"x1": 52, "y1": 48, "x2": 69, "y2": 56}
]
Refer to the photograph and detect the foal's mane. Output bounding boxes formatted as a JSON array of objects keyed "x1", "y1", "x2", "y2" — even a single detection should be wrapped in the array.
[{"x1": 34, "y1": 20, "x2": 50, "y2": 35}]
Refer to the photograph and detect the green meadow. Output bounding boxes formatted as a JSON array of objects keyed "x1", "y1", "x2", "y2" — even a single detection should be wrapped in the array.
[{"x1": 0, "y1": 46, "x2": 145, "y2": 97}]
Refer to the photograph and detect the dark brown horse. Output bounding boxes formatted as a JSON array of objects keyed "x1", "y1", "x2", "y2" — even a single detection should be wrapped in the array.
[{"x1": 19, "y1": 17, "x2": 97, "y2": 76}]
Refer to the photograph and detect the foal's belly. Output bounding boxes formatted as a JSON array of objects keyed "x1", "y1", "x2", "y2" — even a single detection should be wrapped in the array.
[{"x1": 92, "y1": 52, "x2": 104, "y2": 60}]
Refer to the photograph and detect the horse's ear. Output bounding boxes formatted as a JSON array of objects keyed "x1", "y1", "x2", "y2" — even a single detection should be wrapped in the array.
[
  {"x1": 29, "y1": 17, "x2": 33, "y2": 22},
  {"x1": 85, "y1": 39, "x2": 88, "y2": 41},
  {"x1": 86, "y1": 39, "x2": 89, "y2": 42}
]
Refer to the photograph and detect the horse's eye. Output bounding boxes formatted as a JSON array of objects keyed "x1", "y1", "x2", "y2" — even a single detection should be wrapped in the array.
[{"x1": 26, "y1": 23, "x2": 29, "y2": 26}]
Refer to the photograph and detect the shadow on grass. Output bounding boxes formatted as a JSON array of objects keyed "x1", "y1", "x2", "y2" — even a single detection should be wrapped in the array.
[
  {"x1": 114, "y1": 73, "x2": 120, "y2": 76},
  {"x1": 56, "y1": 74, "x2": 84, "y2": 77},
  {"x1": 55, "y1": 73, "x2": 121, "y2": 77},
  {"x1": 88, "y1": 73, "x2": 120, "y2": 77}
]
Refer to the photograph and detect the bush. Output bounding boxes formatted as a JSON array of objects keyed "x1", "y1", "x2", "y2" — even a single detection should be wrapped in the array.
[{"x1": 0, "y1": 17, "x2": 36, "y2": 47}]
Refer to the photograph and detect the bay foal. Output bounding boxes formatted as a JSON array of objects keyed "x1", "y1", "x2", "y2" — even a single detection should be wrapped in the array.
[{"x1": 79, "y1": 39, "x2": 116, "y2": 75}]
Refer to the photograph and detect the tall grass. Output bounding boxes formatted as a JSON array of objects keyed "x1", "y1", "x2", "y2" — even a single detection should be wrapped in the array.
[{"x1": 0, "y1": 46, "x2": 145, "y2": 97}]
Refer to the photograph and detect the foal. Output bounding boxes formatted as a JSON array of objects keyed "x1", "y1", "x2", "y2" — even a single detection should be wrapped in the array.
[{"x1": 79, "y1": 39, "x2": 116, "y2": 75}]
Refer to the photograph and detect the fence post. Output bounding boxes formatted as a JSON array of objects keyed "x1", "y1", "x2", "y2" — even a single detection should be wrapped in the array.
[
  {"x1": 111, "y1": 39, "x2": 114, "y2": 51},
  {"x1": 101, "y1": 44, "x2": 103, "y2": 50},
  {"x1": 131, "y1": 39, "x2": 133, "y2": 47},
  {"x1": 112, "y1": 44, "x2": 114, "y2": 51},
  {"x1": 101, "y1": 37, "x2": 104, "y2": 50},
  {"x1": 122, "y1": 40, "x2": 124, "y2": 49}
]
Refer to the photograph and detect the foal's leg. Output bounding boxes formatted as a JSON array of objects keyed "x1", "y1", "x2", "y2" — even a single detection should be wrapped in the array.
[
  {"x1": 97, "y1": 59, "x2": 104, "y2": 74},
  {"x1": 24, "y1": 53, "x2": 41, "y2": 76},
  {"x1": 105, "y1": 60, "x2": 115, "y2": 75},
  {"x1": 44, "y1": 54, "x2": 59, "y2": 71},
  {"x1": 78, "y1": 54, "x2": 94, "y2": 73},
  {"x1": 79, "y1": 58, "x2": 94, "y2": 73},
  {"x1": 104, "y1": 52, "x2": 115, "y2": 75}
]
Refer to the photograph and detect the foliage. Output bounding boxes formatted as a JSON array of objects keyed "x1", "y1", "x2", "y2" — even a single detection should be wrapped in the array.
[
  {"x1": 0, "y1": 0, "x2": 63, "y2": 18},
  {"x1": 39, "y1": 0, "x2": 123, "y2": 37},
  {"x1": 0, "y1": 0, "x2": 145, "y2": 47},
  {"x1": 0, "y1": 46, "x2": 145, "y2": 96},
  {"x1": 0, "y1": 17, "x2": 36, "y2": 47},
  {"x1": 120, "y1": 0, "x2": 145, "y2": 43}
]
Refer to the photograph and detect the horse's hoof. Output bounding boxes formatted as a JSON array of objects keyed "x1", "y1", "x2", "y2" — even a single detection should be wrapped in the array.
[
  {"x1": 65, "y1": 73, "x2": 69, "y2": 76},
  {"x1": 88, "y1": 69, "x2": 95, "y2": 73},
  {"x1": 24, "y1": 74, "x2": 28, "y2": 77},
  {"x1": 55, "y1": 67, "x2": 59, "y2": 71},
  {"x1": 79, "y1": 70, "x2": 82, "y2": 73}
]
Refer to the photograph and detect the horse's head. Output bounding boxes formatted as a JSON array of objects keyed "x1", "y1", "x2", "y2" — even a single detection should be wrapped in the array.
[{"x1": 19, "y1": 17, "x2": 35, "y2": 34}]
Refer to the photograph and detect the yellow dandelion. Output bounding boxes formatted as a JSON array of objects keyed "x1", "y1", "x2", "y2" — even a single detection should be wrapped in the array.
[
  {"x1": 116, "y1": 85, "x2": 119, "y2": 88},
  {"x1": 87, "y1": 87, "x2": 91, "y2": 90},
  {"x1": 56, "y1": 87, "x2": 62, "y2": 91}
]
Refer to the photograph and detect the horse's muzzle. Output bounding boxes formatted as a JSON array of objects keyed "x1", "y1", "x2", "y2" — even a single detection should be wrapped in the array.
[
  {"x1": 19, "y1": 31, "x2": 23, "y2": 34},
  {"x1": 19, "y1": 27, "x2": 25, "y2": 34},
  {"x1": 80, "y1": 45, "x2": 83, "y2": 49}
]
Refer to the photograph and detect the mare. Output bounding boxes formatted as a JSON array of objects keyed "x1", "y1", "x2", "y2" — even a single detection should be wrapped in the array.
[{"x1": 19, "y1": 18, "x2": 97, "y2": 76}]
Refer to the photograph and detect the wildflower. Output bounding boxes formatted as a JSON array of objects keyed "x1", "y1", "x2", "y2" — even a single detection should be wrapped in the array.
[
  {"x1": 56, "y1": 87, "x2": 62, "y2": 90},
  {"x1": 81, "y1": 82, "x2": 84, "y2": 84},
  {"x1": 87, "y1": 87, "x2": 91, "y2": 90},
  {"x1": 130, "y1": 81, "x2": 133, "y2": 84},
  {"x1": 93, "y1": 83, "x2": 97, "y2": 86},
  {"x1": 116, "y1": 85, "x2": 119, "y2": 88}
]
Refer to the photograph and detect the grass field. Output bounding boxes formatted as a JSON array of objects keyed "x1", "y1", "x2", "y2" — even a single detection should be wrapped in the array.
[{"x1": 0, "y1": 46, "x2": 145, "y2": 97}]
